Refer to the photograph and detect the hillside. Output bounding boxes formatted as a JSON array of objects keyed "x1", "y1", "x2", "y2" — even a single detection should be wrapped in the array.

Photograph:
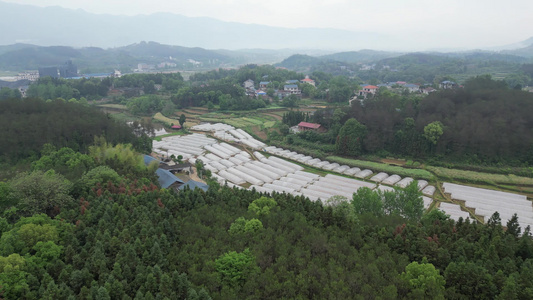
[
  {"x1": 321, "y1": 49, "x2": 402, "y2": 63},
  {"x1": 0, "y1": 42, "x2": 233, "y2": 72}
]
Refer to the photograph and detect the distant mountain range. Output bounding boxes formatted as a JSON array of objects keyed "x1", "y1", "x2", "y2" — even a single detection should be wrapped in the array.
[{"x1": 0, "y1": 1, "x2": 391, "y2": 51}]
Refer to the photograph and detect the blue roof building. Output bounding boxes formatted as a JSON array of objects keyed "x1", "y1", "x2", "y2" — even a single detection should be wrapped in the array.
[
  {"x1": 179, "y1": 180, "x2": 209, "y2": 192},
  {"x1": 144, "y1": 155, "x2": 161, "y2": 165},
  {"x1": 156, "y1": 169, "x2": 184, "y2": 189},
  {"x1": 144, "y1": 155, "x2": 183, "y2": 189}
]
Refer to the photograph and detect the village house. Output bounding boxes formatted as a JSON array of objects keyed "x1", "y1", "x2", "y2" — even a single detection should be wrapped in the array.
[
  {"x1": 358, "y1": 85, "x2": 378, "y2": 98},
  {"x1": 285, "y1": 79, "x2": 299, "y2": 84},
  {"x1": 259, "y1": 81, "x2": 270, "y2": 89},
  {"x1": 300, "y1": 76, "x2": 315, "y2": 87},
  {"x1": 297, "y1": 122, "x2": 325, "y2": 132},
  {"x1": 440, "y1": 80, "x2": 457, "y2": 89},
  {"x1": 243, "y1": 79, "x2": 254, "y2": 89},
  {"x1": 421, "y1": 87, "x2": 437, "y2": 94},
  {"x1": 404, "y1": 83, "x2": 420, "y2": 93},
  {"x1": 284, "y1": 84, "x2": 301, "y2": 95}
]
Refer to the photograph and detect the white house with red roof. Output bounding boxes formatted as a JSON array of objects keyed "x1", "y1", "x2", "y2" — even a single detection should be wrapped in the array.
[
  {"x1": 358, "y1": 85, "x2": 378, "y2": 98},
  {"x1": 300, "y1": 75, "x2": 315, "y2": 87}
]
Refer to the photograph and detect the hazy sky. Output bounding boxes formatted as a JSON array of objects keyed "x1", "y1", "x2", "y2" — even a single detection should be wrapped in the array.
[{"x1": 4, "y1": 0, "x2": 533, "y2": 50}]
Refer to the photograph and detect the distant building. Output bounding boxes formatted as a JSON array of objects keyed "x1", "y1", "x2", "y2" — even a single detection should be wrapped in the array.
[
  {"x1": 38, "y1": 60, "x2": 78, "y2": 79},
  {"x1": 38, "y1": 66, "x2": 59, "y2": 78},
  {"x1": 298, "y1": 122, "x2": 324, "y2": 132},
  {"x1": 421, "y1": 87, "x2": 437, "y2": 95},
  {"x1": 358, "y1": 85, "x2": 378, "y2": 98},
  {"x1": 285, "y1": 79, "x2": 299, "y2": 84},
  {"x1": 404, "y1": 83, "x2": 420, "y2": 93},
  {"x1": 440, "y1": 81, "x2": 457, "y2": 89},
  {"x1": 259, "y1": 81, "x2": 270, "y2": 89},
  {"x1": 300, "y1": 75, "x2": 315, "y2": 87},
  {"x1": 143, "y1": 155, "x2": 185, "y2": 190},
  {"x1": 16, "y1": 71, "x2": 39, "y2": 81},
  {"x1": 243, "y1": 79, "x2": 254, "y2": 89},
  {"x1": 59, "y1": 60, "x2": 78, "y2": 78},
  {"x1": 158, "y1": 62, "x2": 177, "y2": 68},
  {"x1": 284, "y1": 84, "x2": 301, "y2": 95}
]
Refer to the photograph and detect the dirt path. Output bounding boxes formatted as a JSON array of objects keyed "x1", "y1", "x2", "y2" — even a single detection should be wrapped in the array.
[{"x1": 189, "y1": 167, "x2": 206, "y2": 183}]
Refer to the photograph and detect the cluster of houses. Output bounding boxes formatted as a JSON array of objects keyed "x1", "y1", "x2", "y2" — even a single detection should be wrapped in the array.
[
  {"x1": 243, "y1": 76, "x2": 316, "y2": 99},
  {"x1": 357, "y1": 80, "x2": 459, "y2": 99}
]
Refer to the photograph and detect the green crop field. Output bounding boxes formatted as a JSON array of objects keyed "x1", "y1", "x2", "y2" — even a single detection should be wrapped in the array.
[
  {"x1": 426, "y1": 166, "x2": 533, "y2": 186},
  {"x1": 327, "y1": 156, "x2": 435, "y2": 180}
]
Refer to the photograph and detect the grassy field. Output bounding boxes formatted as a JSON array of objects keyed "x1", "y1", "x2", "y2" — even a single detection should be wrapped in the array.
[
  {"x1": 152, "y1": 131, "x2": 187, "y2": 141},
  {"x1": 426, "y1": 166, "x2": 533, "y2": 186},
  {"x1": 153, "y1": 113, "x2": 181, "y2": 126},
  {"x1": 97, "y1": 104, "x2": 128, "y2": 110},
  {"x1": 327, "y1": 156, "x2": 435, "y2": 181}
]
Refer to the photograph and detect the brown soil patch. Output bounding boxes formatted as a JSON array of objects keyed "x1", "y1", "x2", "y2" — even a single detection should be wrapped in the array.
[{"x1": 250, "y1": 126, "x2": 268, "y2": 141}]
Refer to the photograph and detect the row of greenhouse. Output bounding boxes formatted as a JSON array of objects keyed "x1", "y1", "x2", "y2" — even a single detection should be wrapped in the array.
[
  {"x1": 263, "y1": 146, "x2": 436, "y2": 197},
  {"x1": 443, "y1": 182, "x2": 533, "y2": 229},
  {"x1": 191, "y1": 123, "x2": 266, "y2": 150},
  {"x1": 151, "y1": 129, "x2": 531, "y2": 226}
]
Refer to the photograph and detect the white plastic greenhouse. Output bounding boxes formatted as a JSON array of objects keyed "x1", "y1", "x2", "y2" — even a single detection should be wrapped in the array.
[
  {"x1": 220, "y1": 143, "x2": 241, "y2": 155},
  {"x1": 417, "y1": 180, "x2": 429, "y2": 190},
  {"x1": 295, "y1": 171, "x2": 320, "y2": 180},
  {"x1": 370, "y1": 172, "x2": 389, "y2": 182},
  {"x1": 324, "y1": 174, "x2": 377, "y2": 189},
  {"x1": 333, "y1": 165, "x2": 350, "y2": 173},
  {"x1": 279, "y1": 177, "x2": 310, "y2": 187},
  {"x1": 395, "y1": 177, "x2": 414, "y2": 188},
  {"x1": 253, "y1": 151, "x2": 266, "y2": 161},
  {"x1": 355, "y1": 169, "x2": 373, "y2": 178},
  {"x1": 263, "y1": 183, "x2": 297, "y2": 194},
  {"x1": 271, "y1": 180, "x2": 304, "y2": 191},
  {"x1": 250, "y1": 161, "x2": 288, "y2": 177},
  {"x1": 438, "y1": 202, "x2": 471, "y2": 221},
  {"x1": 244, "y1": 163, "x2": 280, "y2": 181},
  {"x1": 343, "y1": 168, "x2": 361, "y2": 176},
  {"x1": 218, "y1": 160, "x2": 236, "y2": 168},
  {"x1": 227, "y1": 168, "x2": 263, "y2": 186},
  {"x1": 235, "y1": 165, "x2": 273, "y2": 184},
  {"x1": 228, "y1": 157, "x2": 244, "y2": 166},
  {"x1": 423, "y1": 197, "x2": 433, "y2": 209},
  {"x1": 322, "y1": 163, "x2": 340, "y2": 171},
  {"x1": 382, "y1": 175, "x2": 402, "y2": 185},
  {"x1": 249, "y1": 185, "x2": 274, "y2": 194},
  {"x1": 422, "y1": 185, "x2": 436, "y2": 196},
  {"x1": 204, "y1": 145, "x2": 231, "y2": 159},
  {"x1": 287, "y1": 173, "x2": 316, "y2": 183}
]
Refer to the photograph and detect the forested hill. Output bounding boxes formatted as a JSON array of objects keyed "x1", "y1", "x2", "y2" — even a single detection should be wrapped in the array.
[
  {"x1": 0, "y1": 98, "x2": 150, "y2": 163},
  {"x1": 0, "y1": 42, "x2": 233, "y2": 72},
  {"x1": 320, "y1": 49, "x2": 402, "y2": 63},
  {"x1": 347, "y1": 75, "x2": 533, "y2": 164}
]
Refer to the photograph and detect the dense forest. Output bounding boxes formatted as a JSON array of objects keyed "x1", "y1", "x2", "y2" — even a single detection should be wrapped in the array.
[
  {"x1": 0, "y1": 98, "x2": 151, "y2": 164},
  {"x1": 348, "y1": 75, "x2": 533, "y2": 164}
]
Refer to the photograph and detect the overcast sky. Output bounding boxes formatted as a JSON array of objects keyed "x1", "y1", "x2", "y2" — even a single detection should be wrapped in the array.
[{"x1": 4, "y1": 0, "x2": 533, "y2": 50}]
